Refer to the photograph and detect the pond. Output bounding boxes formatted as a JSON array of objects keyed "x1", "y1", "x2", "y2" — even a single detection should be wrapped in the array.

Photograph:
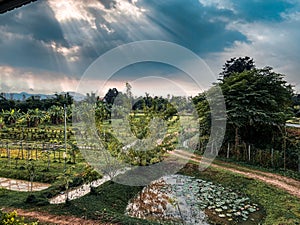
[{"x1": 126, "y1": 174, "x2": 263, "y2": 224}]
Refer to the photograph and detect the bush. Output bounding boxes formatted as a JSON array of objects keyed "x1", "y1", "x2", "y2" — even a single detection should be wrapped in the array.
[
  {"x1": 25, "y1": 194, "x2": 49, "y2": 206},
  {"x1": 0, "y1": 210, "x2": 38, "y2": 225}
]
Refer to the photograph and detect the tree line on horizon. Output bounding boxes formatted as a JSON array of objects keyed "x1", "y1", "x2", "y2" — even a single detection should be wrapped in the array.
[{"x1": 0, "y1": 56, "x2": 299, "y2": 171}]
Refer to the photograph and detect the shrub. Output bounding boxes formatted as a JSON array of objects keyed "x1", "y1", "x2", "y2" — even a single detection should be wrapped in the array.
[
  {"x1": 24, "y1": 194, "x2": 49, "y2": 206},
  {"x1": 0, "y1": 210, "x2": 38, "y2": 225}
]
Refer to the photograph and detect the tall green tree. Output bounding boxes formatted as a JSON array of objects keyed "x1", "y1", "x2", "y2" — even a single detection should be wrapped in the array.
[
  {"x1": 194, "y1": 58, "x2": 294, "y2": 164},
  {"x1": 220, "y1": 56, "x2": 255, "y2": 79},
  {"x1": 2, "y1": 109, "x2": 22, "y2": 125},
  {"x1": 27, "y1": 108, "x2": 45, "y2": 127},
  {"x1": 220, "y1": 66, "x2": 293, "y2": 158},
  {"x1": 48, "y1": 105, "x2": 64, "y2": 125}
]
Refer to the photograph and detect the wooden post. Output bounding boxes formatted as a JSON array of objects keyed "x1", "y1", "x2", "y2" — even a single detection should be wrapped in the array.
[
  {"x1": 21, "y1": 141, "x2": 24, "y2": 160},
  {"x1": 7, "y1": 142, "x2": 11, "y2": 168},
  {"x1": 6, "y1": 142, "x2": 9, "y2": 158},
  {"x1": 0, "y1": 141, "x2": 2, "y2": 156},
  {"x1": 271, "y1": 148, "x2": 274, "y2": 167},
  {"x1": 53, "y1": 146, "x2": 56, "y2": 161},
  {"x1": 35, "y1": 145, "x2": 38, "y2": 160},
  {"x1": 283, "y1": 126, "x2": 287, "y2": 170},
  {"x1": 298, "y1": 153, "x2": 300, "y2": 173},
  {"x1": 64, "y1": 104, "x2": 67, "y2": 171},
  {"x1": 248, "y1": 145, "x2": 251, "y2": 162},
  {"x1": 227, "y1": 143, "x2": 230, "y2": 159},
  {"x1": 58, "y1": 147, "x2": 61, "y2": 163},
  {"x1": 259, "y1": 150, "x2": 262, "y2": 164},
  {"x1": 47, "y1": 144, "x2": 50, "y2": 170},
  {"x1": 27, "y1": 143, "x2": 30, "y2": 161}
]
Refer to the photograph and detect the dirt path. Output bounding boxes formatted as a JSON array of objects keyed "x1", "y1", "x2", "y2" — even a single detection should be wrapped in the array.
[
  {"x1": 4, "y1": 208, "x2": 114, "y2": 225},
  {"x1": 0, "y1": 177, "x2": 50, "y2": 192},
  {"x1": 170, "y1": 150, "x2": 300, "y2": 198}
]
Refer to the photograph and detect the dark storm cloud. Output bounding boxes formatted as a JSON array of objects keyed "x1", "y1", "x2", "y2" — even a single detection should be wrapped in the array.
[
  {"x1": 0, "y1": 1, "x2": 72, "y2": 73},
  {"x1": 0, "y1": 0, "x2": 299, "y2": 92},
  {"x1": 81, "y1": 0, "x2": 247, "y2": 61},
  {"x1": 139, "y1": 0, "x2": 247, "y2": 55},
  {"x1": 0, "y1": 0, "x2": 249, "y2": 75},
  {"x1": 0, "y1": 31, "x2": 69, "y2": 72},
  {"x1": 0, "y1": 1, "x2": 66, "y2": 45}
]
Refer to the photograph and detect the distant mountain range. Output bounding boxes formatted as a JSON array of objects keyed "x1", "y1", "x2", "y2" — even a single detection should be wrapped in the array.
[{"x1": 0, "y1": 92, "x2": 86, "y2": 101}]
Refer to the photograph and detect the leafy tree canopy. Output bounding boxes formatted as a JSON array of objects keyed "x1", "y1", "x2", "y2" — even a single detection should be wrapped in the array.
[
  {"x1": 220, "y1": 56, "x2": 255, "y2": 80},
  {"x1": 194, "y1": 58, "x2": 294, "y2": 150}
]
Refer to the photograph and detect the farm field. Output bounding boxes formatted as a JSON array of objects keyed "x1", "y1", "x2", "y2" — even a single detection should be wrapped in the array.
[
  {"x1": 0, "y1": 80, "x2": 299, "y2": 224},
  {"x1": 0, "y1": 115, "x2": 299, "y2": 225}
]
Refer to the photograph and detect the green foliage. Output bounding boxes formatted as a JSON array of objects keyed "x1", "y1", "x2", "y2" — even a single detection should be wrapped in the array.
[
  {"x1": 93, "y1": 91, "x2": 180, "y2": 167},
  {"x1": 26, "y1": 161, "x2": 36, "y2": 192},
  {"x1": 194, "y1": 58, "x2": 296, "y2": 170},
  {"x1": 220, "y1": 56, "x2": 255, "y2": 79},
  {"x1": 58, "y1": 166, "x2": 75, "y2": 192},
  {"x1": 192, "y1": 92, "x2": 210, "y2": 152},
  {"x1": 0, "y1": 93, "x2": 73, "y2": 128},
  {"x1": 48, "y1": 105, "x2": 64, "y2": 125},
  {"x1": 220, "y1": 67, "x2": 294, "y2": 168},
  {"x1": 0, "y1": 93, "x2": 73, "y2": 116},
  {"x1": 223, "y1": 67, "x2": 292, "y2": 124},
  {"x1": 81, "y1": 164, "x2": 102, "y2": 183},
  {"x1": 0, "y1": 210, "x2": 38, "y2": 225},
  {"x1": 24, "y1": 194, "x2": 49, "y2": 206}
]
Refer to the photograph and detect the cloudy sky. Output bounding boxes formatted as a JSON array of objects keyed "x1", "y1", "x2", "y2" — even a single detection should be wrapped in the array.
[{"x1": 0, "y1": 0, "x2": 299, "y2": 96}]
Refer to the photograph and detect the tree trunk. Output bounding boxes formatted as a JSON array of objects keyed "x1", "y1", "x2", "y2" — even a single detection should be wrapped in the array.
[
  {"x1": 72, "y1": 150, "x2": 76, "y2": 164},
  {"x1": 48, "y1": 153, "x2": 50, "y2": 170},
  {"x1": 235, "y1": 127, "x2": 239, "y2": 159},
  {"x1": 30, "y1": 176, "x2": 33, "y2": 192}
]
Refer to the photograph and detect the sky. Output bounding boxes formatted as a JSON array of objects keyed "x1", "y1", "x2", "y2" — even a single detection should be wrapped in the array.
[{"x1": 0, "y1": 0, "x2": 299, "y2": 97}]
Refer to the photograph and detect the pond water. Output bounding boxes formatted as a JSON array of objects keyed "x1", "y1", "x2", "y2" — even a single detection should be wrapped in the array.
[{"x1": 126, "y1": 174, "x2": 261, "y2": 224}]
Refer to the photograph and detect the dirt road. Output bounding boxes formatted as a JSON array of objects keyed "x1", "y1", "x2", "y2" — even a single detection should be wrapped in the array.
[
  {"x1": 4, "y1": 208, "x2": 112, "y2": 225},
  {"x1": 170, "y1": 149, "x2": 300, "y2": 198}
]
